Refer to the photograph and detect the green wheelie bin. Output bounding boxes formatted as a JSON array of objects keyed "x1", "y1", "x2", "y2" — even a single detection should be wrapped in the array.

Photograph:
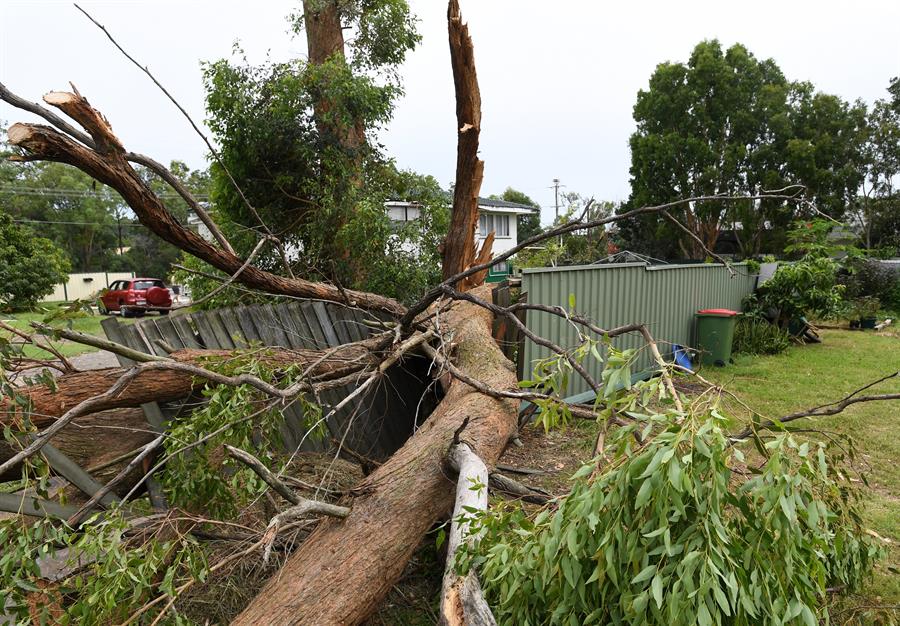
[{"x1": 695, "y1": 308, "x2": 738, "y2": 366}]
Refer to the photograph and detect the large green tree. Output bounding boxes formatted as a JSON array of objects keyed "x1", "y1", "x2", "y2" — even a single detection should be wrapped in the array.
[
  {"x1": 623, "y1": 40, "x2": 869, "y2": 260},
  {"x1": 852, "y1": 80, "x2": 900, "y2": 250},
  {"x1": 0, "y1": 213, "x2": 70, "y2": 310},
  {"x1": 202, "y1": 0, "x2": 422, "y2": 292}
]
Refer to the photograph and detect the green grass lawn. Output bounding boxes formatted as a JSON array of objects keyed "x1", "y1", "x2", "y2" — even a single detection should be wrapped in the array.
[
  {"x1": 0, "y1": 301, "x2": 134, "y2": 359},
  {"x1": 704, "y1": 329, "x2": 900, "y2": 612}
]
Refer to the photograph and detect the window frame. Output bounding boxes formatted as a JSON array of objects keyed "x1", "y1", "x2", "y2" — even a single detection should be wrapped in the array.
[{"x1": 478, "y1": 213, "x2": 511, "y2": 238}]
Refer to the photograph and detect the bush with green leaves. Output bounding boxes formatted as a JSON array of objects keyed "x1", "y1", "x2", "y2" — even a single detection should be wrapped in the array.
[
  {"x1": 743, "y1": 256, "x2": 845, "y2": 328},
  {"x1": 457, "y1": 345, "x2": 881, "y2": 626},
  {"x1": 0, "y1": 213, "x2": 70, "y2": 311},
  {"x1": 733, "y1": 316, "x2": 793, "y2": 356}
]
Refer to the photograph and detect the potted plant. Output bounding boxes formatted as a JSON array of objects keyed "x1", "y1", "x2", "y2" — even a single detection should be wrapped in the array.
[{"x1": 853, "y1": 296, "x2": 880, "y2": 329}]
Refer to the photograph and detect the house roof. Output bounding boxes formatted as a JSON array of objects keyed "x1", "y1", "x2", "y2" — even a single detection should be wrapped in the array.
[
  {"x1": 475, "y1": 197, "x2": 539, "y2": 214},
  {"x1": 385, "y1": 196, "x2": 539, "y2": 215}
]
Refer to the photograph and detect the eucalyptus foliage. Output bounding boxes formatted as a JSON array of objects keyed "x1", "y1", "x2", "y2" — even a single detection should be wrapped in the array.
[
  {"x1": 458, "y1": 344, "x2": 880, "y2": 626},
  {"x1": 198, "y1": 1, "x2": 443, "y2": 300},
  {"x1": 159, "y1": 352, "x2": 324, "y2": 518},
  {"x1": 0, "y1": 513, "x2": 206, "y2": 625},
  {"x1": 0, "y1": 349, "x2": 324, "y2": 623}
]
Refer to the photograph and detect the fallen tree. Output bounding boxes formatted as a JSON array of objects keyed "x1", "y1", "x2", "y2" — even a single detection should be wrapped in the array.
[
  {"x1": 0, "y1": 339, "x2": 383, "y2": 431},
  {"x1": 234, "y1": 287, "x2": 516, "y2": 624},
  {"x1": 3, "y1": 2, "x2": 887, "y2": 625}
]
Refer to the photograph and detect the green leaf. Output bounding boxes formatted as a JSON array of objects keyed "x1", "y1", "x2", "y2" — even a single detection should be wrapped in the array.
[
  {"x1": 635, "y1": 478, "x2": 654, "y2": 509},
  {"x1": 632, "y1": 564, "x2": 657, "y2": 585},
  {"x1": 651, "y1": 573, "x2": 664, "y2": 608}
]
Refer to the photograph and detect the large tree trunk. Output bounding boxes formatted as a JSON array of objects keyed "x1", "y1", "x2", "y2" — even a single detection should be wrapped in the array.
[
  {"x1": 442, "y1": 0, "x2": 486, "y2": 283},
  {"x1": 0, "y1": 408, "x2": 154, "y2": 485},
  {"x1": 1, "y1": 342, "x2": 379, "y2": 430},
  {"x1": 303, "y1": 0, "x2": 366, "y2": 151},
  {"x1": 233, "y1": 285, "x2": 517, "y2": 625}
]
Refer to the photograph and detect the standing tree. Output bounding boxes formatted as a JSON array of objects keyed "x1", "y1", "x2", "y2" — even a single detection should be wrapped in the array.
[
  {"x1": 202, "y1": 0, "x2": 421, "y2": 290},
  {"x1": 853, "y1": 81, "x2": 900, "y2": 250},
  {"x1": 624, "y1": 40, "x2": 869, "y2": 260},
  {"x1": 0, "y1": 213, "x2": 70, "y2": 310}
]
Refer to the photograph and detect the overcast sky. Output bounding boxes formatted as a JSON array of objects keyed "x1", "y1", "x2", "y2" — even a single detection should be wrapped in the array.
[{"x1": 2, "y1": 0, "x2": 899, "y2": 225}]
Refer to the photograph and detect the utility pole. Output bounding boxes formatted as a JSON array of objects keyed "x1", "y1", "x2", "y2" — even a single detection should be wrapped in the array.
[
  {"x1": 552, "y1": 178, "x2": 560, "y2": 225},
  {"x1": 551, "y1": 178, "x2": 563, "y2": 245}
]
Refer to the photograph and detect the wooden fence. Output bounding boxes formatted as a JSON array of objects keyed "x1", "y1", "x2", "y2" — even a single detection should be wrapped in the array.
[{"x1": 101, "y1": 300, "x2": 429, "y2": 461}]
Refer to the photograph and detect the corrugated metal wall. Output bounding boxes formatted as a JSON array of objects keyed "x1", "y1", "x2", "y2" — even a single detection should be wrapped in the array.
[
  {"x1": 521, "y1": 263, "x2": 756, "y2": 395},
  {"x1": 42, "y1": 272, "x2": 135, "y2": 302}
]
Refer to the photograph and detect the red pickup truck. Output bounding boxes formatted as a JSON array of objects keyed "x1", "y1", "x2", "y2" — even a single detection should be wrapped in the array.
[{"x1": 98, "y1": 278, "x2": 172, "y2": 317}]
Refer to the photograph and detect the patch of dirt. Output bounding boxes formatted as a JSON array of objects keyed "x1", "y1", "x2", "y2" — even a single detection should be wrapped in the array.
[{"x1": 498, "y1": 420, "x2": 601, "y2": 496}]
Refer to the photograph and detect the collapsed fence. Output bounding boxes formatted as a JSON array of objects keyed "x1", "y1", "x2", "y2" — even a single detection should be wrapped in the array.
[{"x1": 101, "y1": 300, "x2": 432, "y2": 461}]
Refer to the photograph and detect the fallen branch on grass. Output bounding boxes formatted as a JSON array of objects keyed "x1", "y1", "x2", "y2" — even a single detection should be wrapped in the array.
[{"x1": 731, "y1": 371, "x2": 900, "y2": 441}]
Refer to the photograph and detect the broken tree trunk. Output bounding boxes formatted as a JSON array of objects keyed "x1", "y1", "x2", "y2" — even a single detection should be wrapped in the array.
[
  {"x1": 0, "y1": 408, "x2": 154, "y2": 484},
  {"x1": 441, "y1": 0, "x2": 486, "y2": 284},
  {"x1": 440, "y1": 441, "x2": 497, "y2": 626},
  {"x1": 6, "y1": 99, "x2": 403, "y2": 317},
  {"x1": 233, "y1": 285, "x2": 517, "y2": 625},
  {"x1": 0, "y1": 341, "x2": 379, "y2": 429}
]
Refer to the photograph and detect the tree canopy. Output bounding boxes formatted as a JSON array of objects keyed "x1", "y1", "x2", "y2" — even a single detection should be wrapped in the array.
[
  {"x1": 0, "y1": 212, "x2": 69, "y2": 310},
  {"x1": 200, "y1": 0, "x2": 430, "y2": 297},
  {"x1": 620, "y1": 40, "x2": 871, "y2": 260}
]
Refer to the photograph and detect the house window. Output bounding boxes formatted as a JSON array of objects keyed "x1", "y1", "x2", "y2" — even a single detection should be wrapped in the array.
[{"x1": 478, "y1": 214, "x2": 510, "y2": 237}]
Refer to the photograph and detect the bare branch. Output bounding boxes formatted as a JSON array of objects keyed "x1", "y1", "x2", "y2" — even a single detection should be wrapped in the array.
[
  {"x1": 401, "y1": 190, "x2": 808, "y2": 327},
  {"x1": 32, "y1": 323, "x2": 171, "y2": 363},
  {"x1": 731, "y1": 381, "x2": 900, "y2": 441},
  {"x1": 73, "y1": 3, "x2": 290, "y2": 272}
]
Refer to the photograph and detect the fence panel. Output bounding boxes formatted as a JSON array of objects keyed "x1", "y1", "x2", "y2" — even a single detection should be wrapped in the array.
[
  {"x1": 102, "y1": 300, "x2": 420, "y2": 460},
  {"x1": 521, "y1": 263, "x2": 756, "y2": 396}
]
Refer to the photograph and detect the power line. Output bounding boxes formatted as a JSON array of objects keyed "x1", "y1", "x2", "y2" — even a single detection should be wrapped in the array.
[
  {"x1": 0, "y1": 185, "x2": 209, "y2": 201},
  {"x1": 11, "y1": 218, "x2": 154, "y2": 227}
]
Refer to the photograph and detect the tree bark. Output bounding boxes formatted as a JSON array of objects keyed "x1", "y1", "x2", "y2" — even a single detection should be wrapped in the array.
[
  {"x1": 1, "y1": 342, "x2": 379, "y2": 429},
  {"x1": 442, "y1": 0, "x2": 485, "y2": 283},
  {"x1": 440, "y1": 442, "x2": 497, "y2": 626},
  {"x1": 233, "y1": 285, "x2": 517, "y2": 625},
  {"x1": 0, "y1": 408, "x2": 154, "y2": 485}
]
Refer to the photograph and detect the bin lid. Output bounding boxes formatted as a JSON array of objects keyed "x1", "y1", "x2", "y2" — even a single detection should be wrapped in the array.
[{"x1": 697, "y1": 308, "x2": 738, "y2": 316}]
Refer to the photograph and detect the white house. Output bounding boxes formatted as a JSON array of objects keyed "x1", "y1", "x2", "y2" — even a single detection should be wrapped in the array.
[
  {"x1": 189, "y1": 197, "x2": 538, "y2": 280},
  {"x1": 386, "y1": 197, "x2": 538, "y2": 279}
]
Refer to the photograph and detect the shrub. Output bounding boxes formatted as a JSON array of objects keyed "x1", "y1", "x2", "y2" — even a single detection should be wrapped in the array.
[
  {"x1": 743, "y1": 256, "x2": 844, "y2": 328},
  {"x1": 840, "y1": 258, "x2": 900, "y2": 312},
  {"x1": 733, "y1": 317, "x2": 792, "y2": 355},
  {"x1": 0, "y1": 213, "x2": 70, "y2": 311}
]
